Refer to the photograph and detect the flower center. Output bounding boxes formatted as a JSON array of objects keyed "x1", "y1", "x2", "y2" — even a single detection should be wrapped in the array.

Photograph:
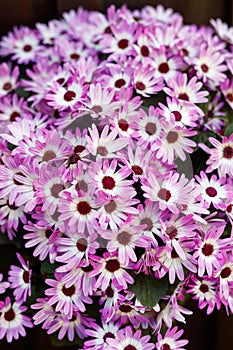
[
  {"x1": 62, "y1": 285, "x2": 75, "y2": 296},
  {"x1": 104, "y1": 200, "x2": 117, "y2": 214},
  {"x1": 202, "y1": 243, "x2": 214, "y2": 256},
  {"x1": 201, "y1": 64, "x2": 209, "y2": 73},
  {"x1": 178, "y1": 92, "x2": 189, "y2": 101},
  {"x1": 140, "y1": 217, "x2": 153, "y2": 231},
  {"x1": 117, "y1": 230, "x2": 132, "y2": 245},
  {"x1": 205, "y1": 187, "x2": 217, "y2": 197},
  {"x1": 97, "y1": 146, "x2": 108, "y2": 156},
  {"x1": 118, "y1": 39, "x2": 129, "y2": 49},
  {"x1": 74, "y1": 145, "x2": 85, "y2": 153},
  {"x1": 162, "y1": 344, "x2": 171, "y2": 350},
  {"x1": 220, "y1": 267, "x2": 231, "y2": 278},
  {"x1": 166, "y1": 226, "x2": 178, "y2": 239},
  {"x1": 136, "y1": 81, "x2": 146, "y2": 91},
  {"x1": 132, "y1": 165, "x2": 143, "y2": 175},
  {"x1": 4, "y1": 308, "x2": 15, "y2": 322},
  {"x1": 200, "y1": 283, "x2": 209, "y2": 293},
  {"x1": 23, "y1": 270, "x2": 30, "y2": 283},
  {"x1": 223, "y1": 146, "x2": 233, "y2": 159},
  {"x1": 42, "y1": 150, "x2": 56, "y2": 162},
  {"x1": 77, "y1": 201, "x2": 91, "y2": 215},
  {"x1": 105, "y1": 259, "x2": 120, "y2": 272},
  {"x1": 227, "y1": 204, "x2": 232, "y2": 213},
  {"x1": 10, "y1": 111, "x2": 20, "y2": 122},
  {"x1": 158, "y1": 62, "x2": 169, "y2": 74},
  {"x1": 70, "y1": 53, "x2": 80, "y2": 60},
  {"x1": 76, "y1": 238, "x2": 88, "y2": 252},
  {"x1": 91, "y1": 105, "x2": 103, "y2": 114},
  {"x1": 172, "y1": 110, "x2": 182, "y2": 121},
  {"x1": 226, "y1": 93, "x2": 233, "y2": 102},
  {"x1": 124, "y1": 346, "x2": 137, "y2": 350},
  {"x1": 105, "y1": 286, "x2": 114, "y2": 298},
  {"x1": 145, "y1": 122, "x2": 157, "y2": 135},
  {"x1": 102, "y1": 176, "x2": 115, "y2": 190},
  {"x1": 76, "y1": 180, "x2": 88, "y2": 193},
  {"x1": 64, "y1": 90, "x2": 76, "y2": 102},
  {"x1": 50, "y1": 183, "x2": 64, "y2": 198},
  {"x1": 166, "y1": 131, "x2": 178, "y2": 143},
  {"x1": 57, "y1": 78, "x2": 65, "y2": 85},
  {"x1": 158, "y1": 188, "x2": 171, "y2": 202},
  {"x1": 118, "y1": 119, "x2": 129, "y2": 131},
  {"x1": 141, "y1": 45, "x2": 149, "y2": 57},
  {"x1": 3, "y1": 82, "x2": 12, "y2": 91},
  {"x1": 23, "y1": 44, "x2": 32, "y2": 52},
  {"x1": 119, "y1": 304, "x2": 132, "y2": 313},
  {"x1": 81, "y1": 264, "x2": 94, "y2": 272},
  {"x1": 103, "y1": 332, "x2": 115, "y2": 342},
  {"x1": 115, "y1": 78, "x2": 126, "y2": 88},
  {"x1": 68, "y1": 153, "x2": 80, "y2": 165}
]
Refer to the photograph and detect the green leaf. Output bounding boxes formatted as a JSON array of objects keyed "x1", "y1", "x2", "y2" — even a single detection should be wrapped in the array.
[
  {"x1": 14, "y1": 86, "x2": 30, "y2": 98},
  {"x1": 40, "y1": 258, "x2": 59, "y2": 277},
  {"x1": 226, "y1": 109, "x2": 233, "y2": 124},
  {"x1": 130, "y1": 273, "x2": 168, "y2": 309},
  {"x1": 225, "y1": 123, "x2": 233, "y2": 137},
  {"x1": 49, "y1": 333, "x2": 83, "y2": 348}
]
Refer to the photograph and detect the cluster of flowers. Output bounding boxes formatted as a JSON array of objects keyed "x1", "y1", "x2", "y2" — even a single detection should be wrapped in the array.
[{"x1": 0, "y1": 3, "x2": 233, "y2": 349}]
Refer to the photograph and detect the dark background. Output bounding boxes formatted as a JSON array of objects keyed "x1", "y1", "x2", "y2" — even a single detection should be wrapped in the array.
[{"x1": 0, "y1": 0, "x2": 233, "y2": 349}]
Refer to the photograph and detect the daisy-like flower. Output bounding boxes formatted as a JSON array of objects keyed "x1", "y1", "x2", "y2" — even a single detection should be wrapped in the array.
[
  {"x1": 193, "y1": 45, "x2": 227, "y2": 84},
  {"x1": 0, "y1": 296, "x2": 33, "y2": 342},
  {"x1": 105, "y1": 325, "x2": 155, "y2": 350},
  {"x1": 200, "y1": 134, "x2": 233, "y2": 177},
  {"x1": 0, "y1": 26, "x2": 40, "y2": 64},
  {"x1": 152, "y1": 119, "x2": 196, "y2": 165},
  {"x1": 8, "y1": 253, "x2": 32, "y2": 303},
  {"x1": 193, "y1": 226, "x2": 231, "y2": 277},
  {"x1": 84, "y1": 322, "x2": 120, "y2": 350},
  {"x1": 100, "y1": 221, "x2": 150, "y2": 266},
  {"x1": 31, "y1": 297, "x2": 57, "y2": 329},
  {"x1": 90, "y1": 158, "x2": 136, "y2": 198},
  {"x1": 86, "y1": 124, "x2": 128, "y2": 159},
  {"x1": 220, "y1": 78, "x2": 233, "y2": 109},
  {"x1": 163, "y1": 73, "x2": 208, "y2": 104},
  {"x1": 45, "y1": 273, "x2": 92, "y2": 320},
  {"x1": 210, "y1": 18, "x2": 233, "y2": 45},
  {"x1": 187, "y1": 276, "x2": 220, "y2": 315},
  {"x1": 156, "y1": 326, "x2": 188, "y2": 350},
  {"x1": 214, "y1": 252, "x2": 233, "y2": 300},
  {"x1": 0, "y1": 94, "x2": 32, "y2": 124},
  {"x1": 0, "y1": 62, "x2": 19, "y2": 97},
  {"x1": 132, "y1": 106, "x2": 163, "y2": 147},
  {"x1": 0, "y1": 273, "x2": 9, "y2": 294},
  {"x1": 141, "y1": 171, "x2": 194, "y2": 214},
  {"x1": 89, "y1": 252, "x2": 134, "y2": 290},
  {"x1": 195, "y1": 171, "x2": 228, "y2": 210},
  {"x1": 133, "y1": 64, "x2": 164, "y2": 97}
]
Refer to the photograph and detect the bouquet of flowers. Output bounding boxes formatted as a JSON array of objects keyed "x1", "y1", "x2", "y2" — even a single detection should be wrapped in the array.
[{"x1": 0, "y1": 4, "x2": 233, "y2": 349}]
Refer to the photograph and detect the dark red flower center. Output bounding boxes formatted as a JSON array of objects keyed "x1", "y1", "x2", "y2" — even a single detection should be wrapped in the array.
[
  {"x1": 64, "y1": 90, "x2": 76, "y2": 102},
  {"x1": 226, "y1": 93, "x2": 233, "y2": 102},
  {"x1": 105, "y1": 286, "x2": 114, "y2": 298},
  {"x1": 74, "y1": 145, "x2": 85, "y2": 153},
  {"x1": 124, "y1": 346, "x2": 137, "y2": 350},
  {"x1": 103, "y1": 332, "x2": 115, "y2": 342},
  {"x1": 145, "y1": 122, "x2": 157, "y2": 135},
  {"x1": 117, "y1": 231, "x2": 131, "y2": 245},
  {"x1": 81, "y1": 264, "x2": 94, "y2": 273},
  {"x1": 162, "y1": 344, "x2": 171, "y2": 350},
  {"x1": 118, "y1": 119, "x2": 129, "y2": 131},
  {"x1": 97, "y1": 146, "x2": 108, "y2": 156},
  {"x1": 132, "y1": 165, "x2": 143, "y2": 175},
  {"x1": 158, "y1": 62, "x2": 170, "y2": 74},
  {"x1": 76, "y1": 180, "x2": 88, "y2": 193},
  {"x1": 158, "y1": 188, "x2": 171, "y2": 201},
  {"x1": 201, "y1": 64, "x2": 209, "y2": 73},
  {"x1": 104, "y1": 200, "x2": 117, "y2": 214},
  {"x1": 102, "y1": 176, "x2": 115, "y2": 190},
  {"x1": 205, "y1": 187, "x2": 217, "y2": 197},
  {"x1": 68, "y1": 153, "x2": 81, "y2": 165},
  {"x1": 105, "y1": 259, "x2": 120, "y2": 272},
  {"x1": 77, "y1": 201, "x2": 91, "y2": 215},
  {"x1": 166, "y1": 226, "x2": 178, "y2": 239},
  {"x1": 70, "y1": 53, "x2": 80, "y2": 60},
  {"x1": 136, "y1": 81, "x2": 146, "y2": 91},
  {"x1": 166, "y1": 131, "x2": 178, "y2": 143},
  {"x1": 91, "y1": 105, "x2": 103, "y2": 114},
  {"x1": 76, "y1": 238, "x2": 88, "y2": 252},
  {"x1": 141, "y1": 45, "x2": 149, "y2": 57},
  {"x1": 178, "y1": 93, "x2": 189, "y2": 101},
  {"x1": 118, "y1": 39, "x2": 129, "y2": 49},
  {"x1": 3, "y1": 82, "x2": 12, "y2": 91},
  {"x1": 10, "y1": 111, "x2": 20, "y2": 122},
  {"x1": 50, "y1": 183, "x2": 64, "y2": 198},
  {"x1": 202, "y1": 243, "x2": 214, "y2": 256},
  {"x1": 200, "y1": 283, "x2": 209, "y2": 293},
  {"x1": 42, "y1": 150, "x2": 56, "y2": 162},
  {"x1": 23, "y1": 44, "x2": 32, "y2": 52},
  {"x1": 220, "y1": 267, "x2": 231, "y2": 278},
  {"x1": 172, "y1": 110, "x2": 182, "y2": 121},
  {"x1": 115, "y1": 78, "x2": 126, "y2": 88},
  {"x1": 223, "y1": 146, "x2": 233, "y2": 159},
  {"x1": 57, "y1": 78, "x2": 65, "y2": 85},
  {"x1": 4, "y1": 308, "x2": 15, "y2": 321},
  {"x1": 140, "y1": 217, "x2": 153, "y2": 231},
  {"x1": 23, "y1": 270, "x2": 30, "y2": 283},
  {"x1": 119, "y1": 304, "x2": 132, "y2": 313},
  {"x1": 62, "y1": 285, "x2": 75, "y2": 296},
  {"x1": 227, "y1": 204, "x2": 232, "y2": 213}
]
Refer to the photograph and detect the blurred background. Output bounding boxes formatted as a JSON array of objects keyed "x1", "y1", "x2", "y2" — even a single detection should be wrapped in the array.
[{"x1": 0, "y1": 0, "x2": 233, "y2": 349}]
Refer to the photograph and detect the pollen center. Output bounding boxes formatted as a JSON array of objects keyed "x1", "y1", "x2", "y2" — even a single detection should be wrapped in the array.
[
  {"x1": 105, "y1": 259, "x2": 120, "y2": 272},
  {"x1": 4, "y1": 308, "x2": 16, "y2": 322},
  {"x1": 77, "y1": 201, "x2": 91, "y2": 215},
  {"x1": 62, "y1": 285, "x2": 75, "y2": 296},
  {"x1": 158, "y1": 62, "x2": 169, "y2": 74},
  {"x1": 50, "y1": 183, "x2": 64, "y2": 198},
  {"x1": 223, "y1": 146, "x2": 233, "y2": 159},
  {"x1": 117, "y1": 230, "x2": 132, "y2": 245},
  {"x1": 158, "y1": 188, "x2": 171, "y2": 201},
  {"x1": 102, "y1": 176, "x2": 115, "y2": 190},
  {"x1": 64, "y1": 90, "x2": 76, "y2": 102},
  {"x1": 202, "y1": 243, "x2": 214, "y2": 256},
  {"x1": 166, "y1": 131, "x2": 178, "y2": 143},
  {"x1": 104, "y1": 200, "x2": 117, "y2": 213},
  {"x1": 205, "y1": 187, "x2": 217, "y2": 197},
  {"x1": 76, "y1": 238, "x2": 88, "y2": 252},
  {"x1": 145, "y1": 122, "x2": 157, "y2": 135},
  {"x1": 172, "y1": 111, "x2": 182, "y2": 121}
]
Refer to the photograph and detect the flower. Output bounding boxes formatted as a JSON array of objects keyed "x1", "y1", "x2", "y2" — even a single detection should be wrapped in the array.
[{"x1": 156, "y1": 326, "x2": 188, "y2": 350}]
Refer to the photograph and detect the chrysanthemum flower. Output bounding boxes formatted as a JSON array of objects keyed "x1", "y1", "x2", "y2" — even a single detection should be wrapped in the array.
[
  {"x1": 0, "y1": 62, "x2": 19, "y2": 98},
  {"x1": 84, "y1": 322, "x2": 120, "y2": 350},
  {"x1": 133, "y1": 64, "x2": 164, "y2": 97},
  {"x1": 156, "y1": 326, "x2": 188, "y2": 350},
  {"x1": 0, "y1": 296, "x2": 33, "y2": 342}
]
